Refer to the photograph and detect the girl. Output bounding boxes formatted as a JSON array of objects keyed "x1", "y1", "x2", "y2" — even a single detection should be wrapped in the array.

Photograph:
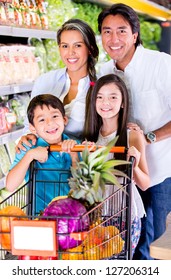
[{"x1": 84, "y1": 74, "x2": 150, "y2": 255}]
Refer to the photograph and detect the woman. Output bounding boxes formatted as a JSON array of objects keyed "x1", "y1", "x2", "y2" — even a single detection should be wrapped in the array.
[{"x1": 16, "y1": 18, "x2": 99, "y2": 152}]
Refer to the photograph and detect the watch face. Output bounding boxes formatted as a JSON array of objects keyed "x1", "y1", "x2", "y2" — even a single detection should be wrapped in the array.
[{"x1": 147, "y1": 132, "x2": 156, "y2": 143}]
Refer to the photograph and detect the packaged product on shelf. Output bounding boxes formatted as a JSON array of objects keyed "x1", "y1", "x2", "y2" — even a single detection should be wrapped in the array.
[
  {"x1": 36, "y1": 0, "x2": 48, "y2": 30},
  {"x1": 0, "y1": 168, "x2": 3, "y2": 182},
  {"x1": 0, "y1": 100, "x2": 17, "y2": 135},
  {"x1": 0, "y1": 46, "x2": 12, "y2": 86},
  {"x1": 29, "y1": 38, "x2": 47, "y2": 74},
  {"x1": 10, "y1": 44, "x2": 24, "y2": 84},
  {"x1": 0, "y1": 2, "x2": 7, "y2": 25},
  {"x1": 1, "y1": 44, "x2": 39, "y2": 85},
  {"x1": 0, "y1": 145, "x2": 11, "y2": 177},
  {"x1": 18, "y1": 93, "x2": 30, "y2": 116},
  {"x1": 4, "y1": 107, "x2": 17, "y2": 131},
  {"x1": 20, "y1": 0, "x2": 31, "y2": 28},
  {"x1": 47, "y1": 0, "x2": 75, "y2": 30},
  {"x1": 13, "y1": 0, "x2": 23, "y2": 27},
  {"x1": 29, "y1": 0, "x2": 42, "y2": 29},
  {"x1": 4, "y1": 1, "x2": 15, "y2": 26},
  {"x1": 44, "y1": 39, "x2": 64, "y2": 70},
  {"x1": 0, "y1": 106, "x2": 9, "y2": 135},
  {"x1": 8, "y1": 95, "x2": 26, "y2": 128},
  {"x1": 5, "y1": 141, "x2": 17, "y2": 164},
  {"x1": 28, "y1": 46, "x2": 40, "y2": 80}
]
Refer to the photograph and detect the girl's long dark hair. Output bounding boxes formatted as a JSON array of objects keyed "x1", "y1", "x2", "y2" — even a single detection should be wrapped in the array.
[{"x1": 83, "y1": 74, "x2": 129, "y2": 162}]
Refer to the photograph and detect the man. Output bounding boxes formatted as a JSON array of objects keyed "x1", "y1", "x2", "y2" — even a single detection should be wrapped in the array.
[{"x1": 98, "y1": 3, "x2": 171, "y2": 259}]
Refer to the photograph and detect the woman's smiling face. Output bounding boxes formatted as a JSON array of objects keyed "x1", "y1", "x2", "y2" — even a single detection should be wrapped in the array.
[
  {"x1": 29, "y1": 105, "x2": 68, "y2": 144},
  {"x1": 59, "y1": 30, "x2": 89, "y2": 76}
]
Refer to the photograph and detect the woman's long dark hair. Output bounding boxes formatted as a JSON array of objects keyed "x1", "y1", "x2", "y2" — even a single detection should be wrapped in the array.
[{"x1": 83, "y1": 74, "x2": 129, "y2": 161}]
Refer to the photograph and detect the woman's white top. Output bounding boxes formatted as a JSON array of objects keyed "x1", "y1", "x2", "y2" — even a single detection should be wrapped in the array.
[{"x1": 97, "y1": 130, "x2": 145, "y2": 221}]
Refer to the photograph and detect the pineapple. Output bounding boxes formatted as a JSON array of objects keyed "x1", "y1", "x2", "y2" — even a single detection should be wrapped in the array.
[{"x1": 68, "y1": 137, "x2": 129, "y2": 208}]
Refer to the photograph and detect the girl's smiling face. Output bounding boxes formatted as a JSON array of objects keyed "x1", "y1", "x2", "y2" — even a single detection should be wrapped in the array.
[
  {"x1": 96, "y1": 82, "x2": 123, "y2": 121},
  {"x1": 29, "y1": 105, "x2": 68, "y2": 144}
]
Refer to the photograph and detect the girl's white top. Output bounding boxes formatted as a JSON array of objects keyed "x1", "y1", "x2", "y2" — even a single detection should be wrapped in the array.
[{"x1": 96, "y1": 130, "x2": 146, "y2": 221}]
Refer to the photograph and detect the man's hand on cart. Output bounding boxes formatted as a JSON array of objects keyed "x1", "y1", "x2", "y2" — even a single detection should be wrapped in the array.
[
  {"x1": 16, "y1": 133, "x2": 37, "y2": 153},
  {"x1": 127, "y1": 122, "x2": 143, "y2": 134}
]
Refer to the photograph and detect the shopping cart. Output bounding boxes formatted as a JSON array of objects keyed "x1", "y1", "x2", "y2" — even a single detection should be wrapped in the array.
[{"x1": 0, "y1": 145, "x2": 134, "y2": 260}]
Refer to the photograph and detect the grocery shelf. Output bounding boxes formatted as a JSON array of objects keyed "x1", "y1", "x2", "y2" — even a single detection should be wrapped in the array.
[
  {"x1": 0, "y1": 82, "x2": 34, "y2": 96},
  {"x1": 87, "y1": 0, "x2": 171, "y2": 20},
  {"x1": 0, "y1": 127, "x2": 23, "y2": 145},
  {"x1": 0, "y1": 26, "x2": 56, "y2": 39}
]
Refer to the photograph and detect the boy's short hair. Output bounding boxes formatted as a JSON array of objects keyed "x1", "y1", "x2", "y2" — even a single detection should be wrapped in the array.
[{"x1": 27, "y1": 94, "x2": 65, "y2": 125}]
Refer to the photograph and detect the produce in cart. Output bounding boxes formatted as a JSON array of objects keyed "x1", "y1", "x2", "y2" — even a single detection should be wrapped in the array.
[
  {"x1": 42, "y1": 139, "x2": 128, "y2": 258},
  {"x1": 0, "y1": 206, "x2": 27, "y2": 250}
]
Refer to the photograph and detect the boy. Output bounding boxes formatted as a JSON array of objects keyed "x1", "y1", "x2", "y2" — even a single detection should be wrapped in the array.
[{"x1": 6, "y1": 94, "x2": 78, "y2": 213}]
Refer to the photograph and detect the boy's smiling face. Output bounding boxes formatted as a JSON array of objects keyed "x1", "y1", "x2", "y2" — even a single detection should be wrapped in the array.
[{"x1": 29, "y1": 105, "x2": 68, "y2": 144}]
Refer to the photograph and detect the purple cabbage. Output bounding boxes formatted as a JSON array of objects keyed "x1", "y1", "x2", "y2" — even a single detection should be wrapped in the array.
[{"x1": 42, "y1": 197, "x2": 89, "y2": 250}]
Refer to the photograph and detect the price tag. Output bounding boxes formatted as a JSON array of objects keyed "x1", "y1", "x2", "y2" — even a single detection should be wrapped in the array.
[{"x1": 11, "y1": 220, "x2": 57, "y2": 256}]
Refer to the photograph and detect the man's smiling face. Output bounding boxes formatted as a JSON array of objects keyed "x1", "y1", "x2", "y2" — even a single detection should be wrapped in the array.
[{"x1": 101, "y1": 14, "x2": 138, "y2": 70}]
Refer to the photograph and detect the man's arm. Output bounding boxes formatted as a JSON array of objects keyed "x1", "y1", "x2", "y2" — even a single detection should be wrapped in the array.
[{"x1": 152, "y1": 121, "x2": 171, "y2": 142}]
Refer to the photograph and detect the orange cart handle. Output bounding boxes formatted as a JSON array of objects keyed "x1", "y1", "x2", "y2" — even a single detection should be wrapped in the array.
[{"x1": 49, "y1": 144, "x2": 126, "y2": 153}]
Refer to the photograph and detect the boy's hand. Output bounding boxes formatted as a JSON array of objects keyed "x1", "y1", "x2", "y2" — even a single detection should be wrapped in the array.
[
  {"x1": 16, "y1": 134, "x2": 37, "y2": 153},
  {"x1": 30, "y1": 146, "x2": 49, "y2": 163}
]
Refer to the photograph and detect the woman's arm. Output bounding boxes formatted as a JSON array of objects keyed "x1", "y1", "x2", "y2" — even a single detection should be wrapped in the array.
[
  {"x1": 128, "y1": 130, "x2": 150, "y2": 191},
  {"x1": 15, "y1": 134, "x2": 37, "y2": 153}
]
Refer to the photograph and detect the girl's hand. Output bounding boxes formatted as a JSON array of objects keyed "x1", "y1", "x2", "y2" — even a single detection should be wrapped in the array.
[
  {"x1": 61, "y1": 139, "x2": 78, "y2": 167},
  {"x1": 29, "y1": 146, "x2": 49, "y2": 163},
  {"x1": 16, "y1": 134, "x2": 37, "y2": 153},
  {"x1": 82, "y1": 140, "x2": 96, "y2": 152},
  {"x1": 127, "y1": 146, "x2": 141, "y2": 168},
  {"x1": 61, "y1": 139, "x2": 77, "y2": 152}
]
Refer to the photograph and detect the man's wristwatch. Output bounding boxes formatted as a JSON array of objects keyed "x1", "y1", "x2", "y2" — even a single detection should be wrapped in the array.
[{"x1": 146, "y1": 132, "x2": 156, "y2": 143}]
